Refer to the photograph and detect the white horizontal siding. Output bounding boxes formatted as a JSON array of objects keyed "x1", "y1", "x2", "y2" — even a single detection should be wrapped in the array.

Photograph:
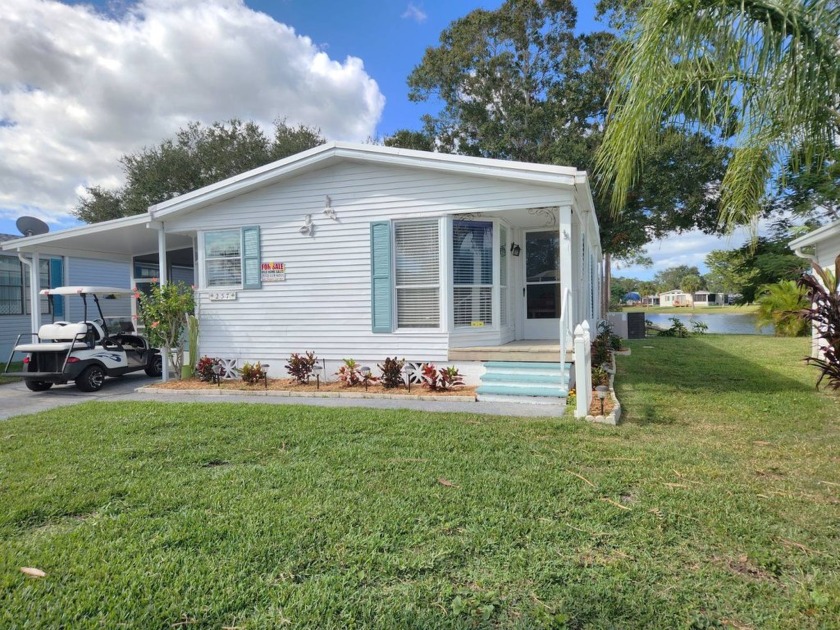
[
  {"x1": 0, "y1": 313, "x2": 32, "y2": 362},
  {"x1": 67, "y1": 258, "x2": 132, "y2": 321},
  {"x1": 174, "y1": 161, "x2": 570, "y2": 367},
  {"x1": 816, "y1": 231, "x2": 840, "y2": 267}
]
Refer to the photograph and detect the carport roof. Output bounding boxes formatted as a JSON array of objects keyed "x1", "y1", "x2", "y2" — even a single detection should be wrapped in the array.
[{"x1": 0, "y1": 214, "x2": 192, "y2": 258}]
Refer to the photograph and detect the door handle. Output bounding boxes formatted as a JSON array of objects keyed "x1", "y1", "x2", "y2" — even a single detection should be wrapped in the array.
[{"x1": 523, "y1": 288, "x2": 526, "y2": 297}]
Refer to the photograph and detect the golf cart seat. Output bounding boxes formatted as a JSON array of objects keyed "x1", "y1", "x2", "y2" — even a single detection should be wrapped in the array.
[
  {"x1": 39, "y1": 322, "x2": 87, "y2": 341},
  {"x1": 14, "y1": 322, "x2": 93, "y2": 353}
]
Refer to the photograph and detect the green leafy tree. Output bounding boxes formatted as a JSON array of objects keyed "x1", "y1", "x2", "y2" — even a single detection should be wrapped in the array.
[
  {"x1": 680, "y1": 274, "x2": 704, "y2": 294},
  {"x1": 756, "y1": 280, "x2": 809, "y2": 336},
  {"x1": 76, "y1": 119, "x2": 324, "y2": 223},
  {"x1": 398, "y1": 0, "x2": 730, "y2": 311},
  {"x1": 776, "y1": 148, "x2": 840, "y2": 222},
  {"x1": 704, "y1": 249, "x2": 757, "y2": 295},
  {"x1": 653, "y1": 266, "x2": 702, "y2": 292},
  {"x1": 596, "y1": 0, "x2": 839, "y2": 229},
  {"x1": 705, "y1": 235, "x2": 809, "y2": 302}
]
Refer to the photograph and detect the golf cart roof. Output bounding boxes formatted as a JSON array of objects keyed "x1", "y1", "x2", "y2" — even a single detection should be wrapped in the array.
[{"x1": 39, "y1": 286, "x2": 134, "y2": 297}]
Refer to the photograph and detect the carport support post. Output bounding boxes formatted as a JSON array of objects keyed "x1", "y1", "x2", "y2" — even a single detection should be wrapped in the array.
[
  {"x1": 157, "y1": 224, "x2": 169, "y2": 381},
  {"x1": 28, "y1": 252, "x2": 41, "y2": 336}
]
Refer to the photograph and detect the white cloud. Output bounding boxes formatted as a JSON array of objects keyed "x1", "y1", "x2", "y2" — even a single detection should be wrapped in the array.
[
  {"x1": 615, "y1": 223, "x2": 765, "y2": 280},
  {"x1": 0, "y1": 0, "x2": 385, "y2": 226},
  {"x1": 401, "y1": 3, "x2": 427, "y2": 24}
]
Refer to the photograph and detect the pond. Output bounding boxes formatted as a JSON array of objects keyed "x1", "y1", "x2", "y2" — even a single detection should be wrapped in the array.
[{"x1": 644, "y1": 312, "x2": 773, "y2": 335}]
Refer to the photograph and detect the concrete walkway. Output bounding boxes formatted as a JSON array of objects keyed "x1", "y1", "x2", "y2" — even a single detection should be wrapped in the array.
[{"x1": 0, "y1": 377, "x2": 566, "y2": 420}]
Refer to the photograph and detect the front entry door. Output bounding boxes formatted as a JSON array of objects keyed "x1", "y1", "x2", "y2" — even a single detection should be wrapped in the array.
[{"x1": 524, "y1": 230, "x2": 561, "y2": 339}]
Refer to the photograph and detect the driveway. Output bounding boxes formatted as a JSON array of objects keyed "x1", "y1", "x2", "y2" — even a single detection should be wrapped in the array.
[{"x1": 0, "y1": 373, "x2": 158, "y2": 420}]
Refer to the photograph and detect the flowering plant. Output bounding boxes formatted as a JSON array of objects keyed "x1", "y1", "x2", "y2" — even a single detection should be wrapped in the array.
[{"x1": 136, "y1": 281, "x2": 195, "y2": 376}]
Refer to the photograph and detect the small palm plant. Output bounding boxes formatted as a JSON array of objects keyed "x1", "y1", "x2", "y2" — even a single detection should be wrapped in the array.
[{"x1": 755, "y1": 280, "x2": 809, "y2": 337}]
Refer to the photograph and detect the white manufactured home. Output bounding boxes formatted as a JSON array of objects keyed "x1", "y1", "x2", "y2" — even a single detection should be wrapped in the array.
[{"x1": 3, "y1": 143, "x2": 602, "y2": 404}]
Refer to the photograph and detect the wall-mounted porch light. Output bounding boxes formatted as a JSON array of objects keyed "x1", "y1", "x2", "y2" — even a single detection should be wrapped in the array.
[
  {"x1": 300, "y1": 214, "x2": 314, "y2": 236},
  {"x1": 510, "y1": 242, "x2": 521, "y2": 256}
]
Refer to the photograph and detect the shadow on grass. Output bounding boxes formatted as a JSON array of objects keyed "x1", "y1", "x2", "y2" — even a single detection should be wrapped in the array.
[{"x1": 615, "y1": 335, "x2": 820, "y2": 426}]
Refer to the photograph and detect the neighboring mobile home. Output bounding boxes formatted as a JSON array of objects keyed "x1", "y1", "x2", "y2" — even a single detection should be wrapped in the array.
[
  {"x1": 658, "y1": 289, "x2": 692, "y2": 307},
  {"x1": 3, "y1": 143, "x2": 602, "y2": 403},
  {"x1": 692, "y1": 291, "x2": 725, "y2": 307}
]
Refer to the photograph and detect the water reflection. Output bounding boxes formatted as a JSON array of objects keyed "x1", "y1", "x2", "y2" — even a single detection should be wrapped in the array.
[{"x1": 644, "y1": 312, "x2": 773, "y2": 335}]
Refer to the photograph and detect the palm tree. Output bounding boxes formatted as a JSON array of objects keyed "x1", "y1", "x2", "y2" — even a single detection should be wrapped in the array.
[
  {"x1": 755, "y1": 280, "x2": 809, "y2": 336},
  {"x1": 596, "y1": 0, "x2": 839, "y2": 229}
]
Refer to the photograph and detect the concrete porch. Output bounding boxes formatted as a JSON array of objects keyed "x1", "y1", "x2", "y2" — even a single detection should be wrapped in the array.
[{"x1": 448, "y1": 340, "x2": 573, "y2": 363}]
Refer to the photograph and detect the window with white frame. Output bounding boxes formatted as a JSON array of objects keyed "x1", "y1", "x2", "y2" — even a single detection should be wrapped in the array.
[
  {"x1": 204, "y1": 230, "x2": 242, "y2": 287},
  {"x1": 0, "y1": 256, "x2": 23, "y2": 315},
  {"x1": 22, "y1": 259, "x2": 51, "y2": 315},
  {"x1": 394, "y1": 220, "x2": 439, "y2": 328},
  {"x1": 453, "y1": 220, "x2": 493, "y2": 327}
]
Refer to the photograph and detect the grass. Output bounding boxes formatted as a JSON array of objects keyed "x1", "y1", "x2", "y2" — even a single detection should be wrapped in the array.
[
  {"x1": 0, "y1": 335, "x2": 838, "y2": 628},
  {"x1": 0, "y1": 362, "x2": 23, "y2": 385}
]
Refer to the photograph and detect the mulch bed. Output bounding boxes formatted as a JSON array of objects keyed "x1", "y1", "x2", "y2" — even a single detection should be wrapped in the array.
[{"x1": 149, "y1": 377, "x2": 476, "y2": 398}]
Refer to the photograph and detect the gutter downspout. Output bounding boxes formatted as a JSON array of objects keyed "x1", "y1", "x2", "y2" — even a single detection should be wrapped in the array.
[{"x1": 18, "y1": 252, "x2": 41, "y2": 338}]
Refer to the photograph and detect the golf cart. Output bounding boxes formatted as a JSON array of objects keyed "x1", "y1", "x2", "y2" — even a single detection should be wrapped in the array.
[{"x1": 4, "y1": 286, "x2": 162, "y2": 392}]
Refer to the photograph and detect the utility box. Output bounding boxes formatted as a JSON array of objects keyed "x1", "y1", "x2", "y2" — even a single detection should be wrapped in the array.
[
  {"x1": 627, "y1": 312, "x2": 646, "y2": 339},
  {"x1": 607, "y1": 312, "x2": 628, "y2": 338}
]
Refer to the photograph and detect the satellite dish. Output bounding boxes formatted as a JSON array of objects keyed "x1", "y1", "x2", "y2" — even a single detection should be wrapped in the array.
[{"x1": 16, "y1": 216, "x2": 49, "y2": 237}]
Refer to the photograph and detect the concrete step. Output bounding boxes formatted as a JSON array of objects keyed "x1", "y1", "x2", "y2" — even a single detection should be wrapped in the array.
[
  {"x1": 476, "y1": 384, "x2": 569, "y2": 398},
  {"x1": 477, "y1": 392, "x2": 569, "y2": 408}
]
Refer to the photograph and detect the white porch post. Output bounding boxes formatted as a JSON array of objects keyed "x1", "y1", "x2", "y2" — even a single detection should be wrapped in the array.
[
  {"x1": 27, "y1": 252, "x2": 42, "y2": 335},
  {"x1": 559, "y1": 205, "x2": 574, "y2": 333},
  {"x1": 157, "y1": 223, "x2": 169, "y2": 381}
]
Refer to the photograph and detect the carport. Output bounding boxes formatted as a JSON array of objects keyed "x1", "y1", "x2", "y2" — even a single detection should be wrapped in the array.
[{"x1": 1, "y1": 214, "x2": 193, "y2": 339}]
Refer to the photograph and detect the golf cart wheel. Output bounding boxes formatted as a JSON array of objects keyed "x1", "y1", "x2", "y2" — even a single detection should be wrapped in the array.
[
  {"x1": 145, "y1": 354, "x2": 163, "y2": 377},
  {"x1": 25, "y1": 380, "x2": 52, "y2": 392},
  {"x1": 76, "y1": 365, "x2": 106, "y2": 392}
]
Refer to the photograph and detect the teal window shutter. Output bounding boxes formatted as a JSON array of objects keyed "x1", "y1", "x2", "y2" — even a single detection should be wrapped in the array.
[
  {"x1": 50, "y1": 258, "x2": 64, "y2": 318},
  {"x1": 370, "y1": 221, "x2": 393, "y2": 333},
  {"x1": 242, "y1": 226, "x2": 261, "y2": 289}
]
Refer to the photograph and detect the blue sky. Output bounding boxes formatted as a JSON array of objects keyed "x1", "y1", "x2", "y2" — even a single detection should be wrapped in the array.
[{"x1": 0, "y1": 0, "x2": 747, "y2": 280}]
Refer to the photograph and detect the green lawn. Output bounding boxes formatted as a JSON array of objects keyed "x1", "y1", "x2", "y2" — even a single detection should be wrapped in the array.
[
  {"x1": 1, "y1": 336, "x2": 838, "y2": 628},
  {"x1": 0, "y1": 362, "x2": 23, "y2": 385}
]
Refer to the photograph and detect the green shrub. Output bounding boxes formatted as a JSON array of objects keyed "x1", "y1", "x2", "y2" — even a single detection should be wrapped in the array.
[
  {"x1": 240, "y1": 361, "x2": 267, "y2": 385},
  {"x1": 378, "y1": 357, "x2": 405, "y2": 389},
  {"x1": 286, "y1": 351, "x2": 317, "y2": 384},
  {"x1": 336, "y1": 358, "x2": 362, "y2": 386}
]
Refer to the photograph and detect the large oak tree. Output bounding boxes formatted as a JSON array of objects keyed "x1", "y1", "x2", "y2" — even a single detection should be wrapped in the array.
[{"x1": 76, "y1": 119, "x2": 324, "y2": 223}]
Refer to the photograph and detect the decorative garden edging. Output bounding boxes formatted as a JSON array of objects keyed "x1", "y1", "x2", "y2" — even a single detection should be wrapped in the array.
[{"x1": 584, "y1": 365, "x2": 622, "y2": 425}]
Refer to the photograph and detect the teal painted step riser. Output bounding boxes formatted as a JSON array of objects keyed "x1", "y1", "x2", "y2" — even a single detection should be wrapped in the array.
[
  {"x1": 477, "y1": 384, "x2": 568, "y2": 398},
  {"x1": 483, "y1": 361, "x2": 571, "y2": 370},
  {"x1": 482, "y1": 373, "x2": 569, "y2": 384},
  {"x1": 483, "y1": 369, "x2": 568, "y2": 379}
]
